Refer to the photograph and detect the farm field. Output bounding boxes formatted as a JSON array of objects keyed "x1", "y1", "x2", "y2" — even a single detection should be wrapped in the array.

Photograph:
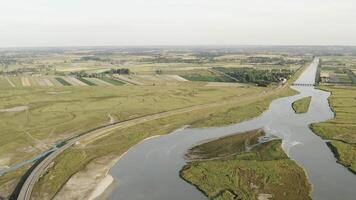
[
  {"x1": 180, "y1": 129, "x2": 311, "y2": 200},
  {"x1": 319, "y1": 56, "x2": 356, "y2": 85}
]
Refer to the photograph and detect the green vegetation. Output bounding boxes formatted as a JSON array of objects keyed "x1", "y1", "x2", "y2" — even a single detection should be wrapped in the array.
[
  {"x1": 215, "y1": 67, "x2": 293, "y2": 86},
  {"x1": 98, "y1": 77, "x2": 124, "y2": 85},
  {"x1": 0, "y1": 48, "x2": 311, "y2": 199},
  {"x1": 28, "y1": 85, "x2": 297, "y2": 200},
  {"x1": 180, "y1": 130, "x2": 311, "y2": 200},
  {"x1": 55, "y1": 77, "x2": 71, "y2": 86},
  {"x1": 311, "y1": 86, "x2": 356, "y2": 173},
  {"x1": 76, "y1": 77, "x2": 96, "y2": 86},
  {"x1": 292, "y1": 96, "x2": 312, "y2": 114}
]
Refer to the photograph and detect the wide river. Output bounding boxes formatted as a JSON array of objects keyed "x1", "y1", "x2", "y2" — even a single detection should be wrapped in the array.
[{"x1": 108, "y1": 58, "x2": 356, "y2": 200}]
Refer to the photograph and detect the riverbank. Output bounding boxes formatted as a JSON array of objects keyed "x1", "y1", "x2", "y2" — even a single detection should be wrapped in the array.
[
  {"x1": 180, "y1": 129, "x2": 311, "y2": 200},
  {"x1": 30, "y1": 84, "x2": 297, "y2": 200},
  {"x1": 311, "y1": 85, "x2": 356, "y2": 173}
]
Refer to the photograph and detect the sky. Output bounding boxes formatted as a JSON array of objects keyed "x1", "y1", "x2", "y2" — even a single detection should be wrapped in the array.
[{"x1": 0, "y1": 0, "x2": 355, "y2": 47}]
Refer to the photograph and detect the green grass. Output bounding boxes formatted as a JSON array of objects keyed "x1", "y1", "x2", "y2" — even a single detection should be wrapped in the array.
[
  {"x1": 0, "y1": 58, "x2": 307, "y2": 198},
  {"x1": 29, "y1": 85, "x2": 297, "y2": 200},
  {"x1": 180, "y1": 130, "x2": 311, "y2": 200},
  {"x1": 55, "y1": 77, "x2": 71, "y2": 86},
  {"x1": 292, "y1": 96, "x2": 312, "y2": 114},
  {"x1": 76, "y1": 77, "x2": 96, "y2": 86},
  {"x1": 98, "y1": 77, "x2": 124, "y2": 85},
  {"x1": 311, "y1": 86, "x2": 356, "y2": 173}
]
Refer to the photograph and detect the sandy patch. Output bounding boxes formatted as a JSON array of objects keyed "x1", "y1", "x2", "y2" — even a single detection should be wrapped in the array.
[
  {"x1": 47, "y1": 91, "x2": 71, "y2": 95},
  {"x1": 0, "y1": 157, "x2": 10, "y2": 169},
  {"x1": 88, "y1": 175, "x2": 113, "y2": 200},
  {"x1": 258, "y1": 193, "x2": 273, "y2": 200},
  {"x1": 166, "y1": 75, "x2": 189, "y2": 82},
  {"x1": 0, "y1": 106, "x2": 29, "y2": 113},
  {"x1": 54, "y1": 135, "x2": 163, "y2": 200},
  {"x1": 21, "y1": 77, "x2": 31, "y2": 87}
]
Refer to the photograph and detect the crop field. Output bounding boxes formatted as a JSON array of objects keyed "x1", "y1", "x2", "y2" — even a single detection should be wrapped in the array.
[
  {"x1": 181, "y1": 129, "x2": 311, "y2": 200},
  {"x1": 319, "y1": 56, "x2": 356, "y2": 85},
  {"x1": 0, "y1": 75, "x2": 126, "y2": 88},
  {"x1": 312, "y1": 86, "x2": 356, "y2": 173}
]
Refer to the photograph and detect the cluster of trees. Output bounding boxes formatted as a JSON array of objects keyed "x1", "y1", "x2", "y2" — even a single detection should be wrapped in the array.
[
  {"x1": 103, "y1": 68, "x2": 130, "y2": 75},
  {"x1": 70, "y1": 68, "x2": 130, "y2": 78},
  {"x1": 215, "y1": 67, "x2": 293, "y2": 86}
]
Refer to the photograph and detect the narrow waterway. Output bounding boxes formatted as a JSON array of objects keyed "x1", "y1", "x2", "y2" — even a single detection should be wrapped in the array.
[{"x1": 108, "y1": 58, "x2": 356, "y2": 200}]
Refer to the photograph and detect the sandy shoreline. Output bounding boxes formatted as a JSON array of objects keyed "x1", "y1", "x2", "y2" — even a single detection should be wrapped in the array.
[{"x1": 86, "y1": 134, "x2": 164, "y2": 200}]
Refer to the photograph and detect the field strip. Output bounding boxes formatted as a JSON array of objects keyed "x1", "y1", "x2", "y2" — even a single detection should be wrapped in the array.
[
  {"x1": 156, "y1": 75, "x2": 174, "y2": 81},
  {"x1": 49, "y1": 77, "x2": 63, "y2": 86},
  {"x1": 137, "y1": 75, "x2": 161, "y2": 81},
  {"x1": 113, "y1": 75, "x2": 144, "y2": 85},
  {"x1": 43, "y1": 78, "x2": 54, "y2": 86},
  {"x1": 87, "y1": 78, "x2": 113, "y2": 86},
  {"x1": 166, "y1": 75, "x2": 189, "y2": 82},
  {"x1": 67, "y1": 77, "x2": 88, "y2": 86},
  {"x1": 5, "y1": 76, "x2": 16, "y2": 87},
  {"x1": 35, "y1": 77, "x2": 47, "y2": 87},
  {"x1": 21, "y1": 77, "x2": 31, "y2": 87},
  {"x1": 62, "y1": 76, "x2": 80, "y2": 86}
]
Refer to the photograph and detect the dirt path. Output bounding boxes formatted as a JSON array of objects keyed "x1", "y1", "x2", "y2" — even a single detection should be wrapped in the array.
[{"x1": 5, "y1": 77, "x2": 15, "y2": 87}]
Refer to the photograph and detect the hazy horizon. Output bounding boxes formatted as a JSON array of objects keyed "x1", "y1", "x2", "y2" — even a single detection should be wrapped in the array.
[{"x1": 1, "y1": 0, "x2": 355, "y2": 47}]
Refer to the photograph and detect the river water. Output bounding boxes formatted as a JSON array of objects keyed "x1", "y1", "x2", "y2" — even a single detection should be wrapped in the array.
[{"x1": 108, "y1": 58, "x2": 356, "y2": 200}]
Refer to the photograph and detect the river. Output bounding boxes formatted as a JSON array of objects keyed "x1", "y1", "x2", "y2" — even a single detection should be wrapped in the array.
[{"x1": 108, "y1": 58, "x2": 356, "y2": 200}]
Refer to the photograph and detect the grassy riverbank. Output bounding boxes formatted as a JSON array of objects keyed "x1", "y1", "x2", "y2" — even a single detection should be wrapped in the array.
[
  {"x1": 180, "y1": 129, "x2": 311, "y2": 200},
  {"x1": 292, "y1": 96, "x2": 312, "y2": 114},
  {"x1": 28, "y1": 62, "x2": 312, "y2": 200},
  {"x1": 311, "y1": 86, "x2": 356, "y2": 173},
  {"x1": 30, "y1": 85, "x2": 297, "y2": 200}
]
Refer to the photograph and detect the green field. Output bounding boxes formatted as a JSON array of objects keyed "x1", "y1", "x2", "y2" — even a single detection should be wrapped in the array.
[
  {"x1": 98, "y1": 77, "x2": 125, "y2": 85},
  {"x1": 0, "y1": 48, "x2": 311, "y2": 199},
  {"x1": 55, "y1": 77, "x2": 71, "y2": 86},
  {"x1": 180, "y1": 129, "x2": 311, "y2": 200},
  {"x1": 76, "y1": 77, "x2": 96, "y2": 86},
  {"x1": 292, "y1": 96, "x2": 312, "y2": 114},
  {"x1": 312, "y1": 86, "x2": 356, "y2": 173}
]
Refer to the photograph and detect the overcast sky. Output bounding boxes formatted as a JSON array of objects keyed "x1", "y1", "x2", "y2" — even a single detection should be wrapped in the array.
[{"x1": 0, "y1": 0, "x2": 355, "y2": 47}]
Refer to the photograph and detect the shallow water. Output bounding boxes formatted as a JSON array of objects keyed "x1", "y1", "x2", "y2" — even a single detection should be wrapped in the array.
[{"x1": 108, "y1": 59, "x2": 356, "y2": 200}]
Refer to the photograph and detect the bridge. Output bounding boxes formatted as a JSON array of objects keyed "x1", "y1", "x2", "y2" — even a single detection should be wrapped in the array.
[{"x1": 291, "y1": 83, "x2": 315, "y2": 87}]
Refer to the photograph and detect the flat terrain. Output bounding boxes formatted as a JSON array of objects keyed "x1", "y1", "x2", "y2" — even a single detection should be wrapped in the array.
[
  {"x1": 312, "y1": 86, "x2": 356, "y2": 173},
  {"x1": 180, "y1": 129, "x2": 311, "y2": 200},
  {"x1": 0, "y1": 47, "x2": 311, "y2": 199},
  {"x1": 292, "y1": 96, "x2": 312, "y2": 114}
]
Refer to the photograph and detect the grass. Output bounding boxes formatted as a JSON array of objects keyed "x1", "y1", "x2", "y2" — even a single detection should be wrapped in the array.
[
  {"x1": 28, "y1": 85, "x2": 297, "y2": 200},
  {"x1": 76, "y1": 77, "x2": 96, "y2": 86},
  {"x1": 98, "y1": 77, "x2": 124, "y2": 85},
  {"x1": 311, "y1": 86, "x2": 356, "y2": 173},
  {"x1": 292, "y1": 96, "x2": 312, "y2": 114},
  {"x1": 180, "y1": 130, "x2": 311, "y2": 200},
  {"x1": 55, "y1": 77, "x2": 71, "y2": 86},
  {"x1": 0, "y1": 59, "x2": 309, "y2": 199}
]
